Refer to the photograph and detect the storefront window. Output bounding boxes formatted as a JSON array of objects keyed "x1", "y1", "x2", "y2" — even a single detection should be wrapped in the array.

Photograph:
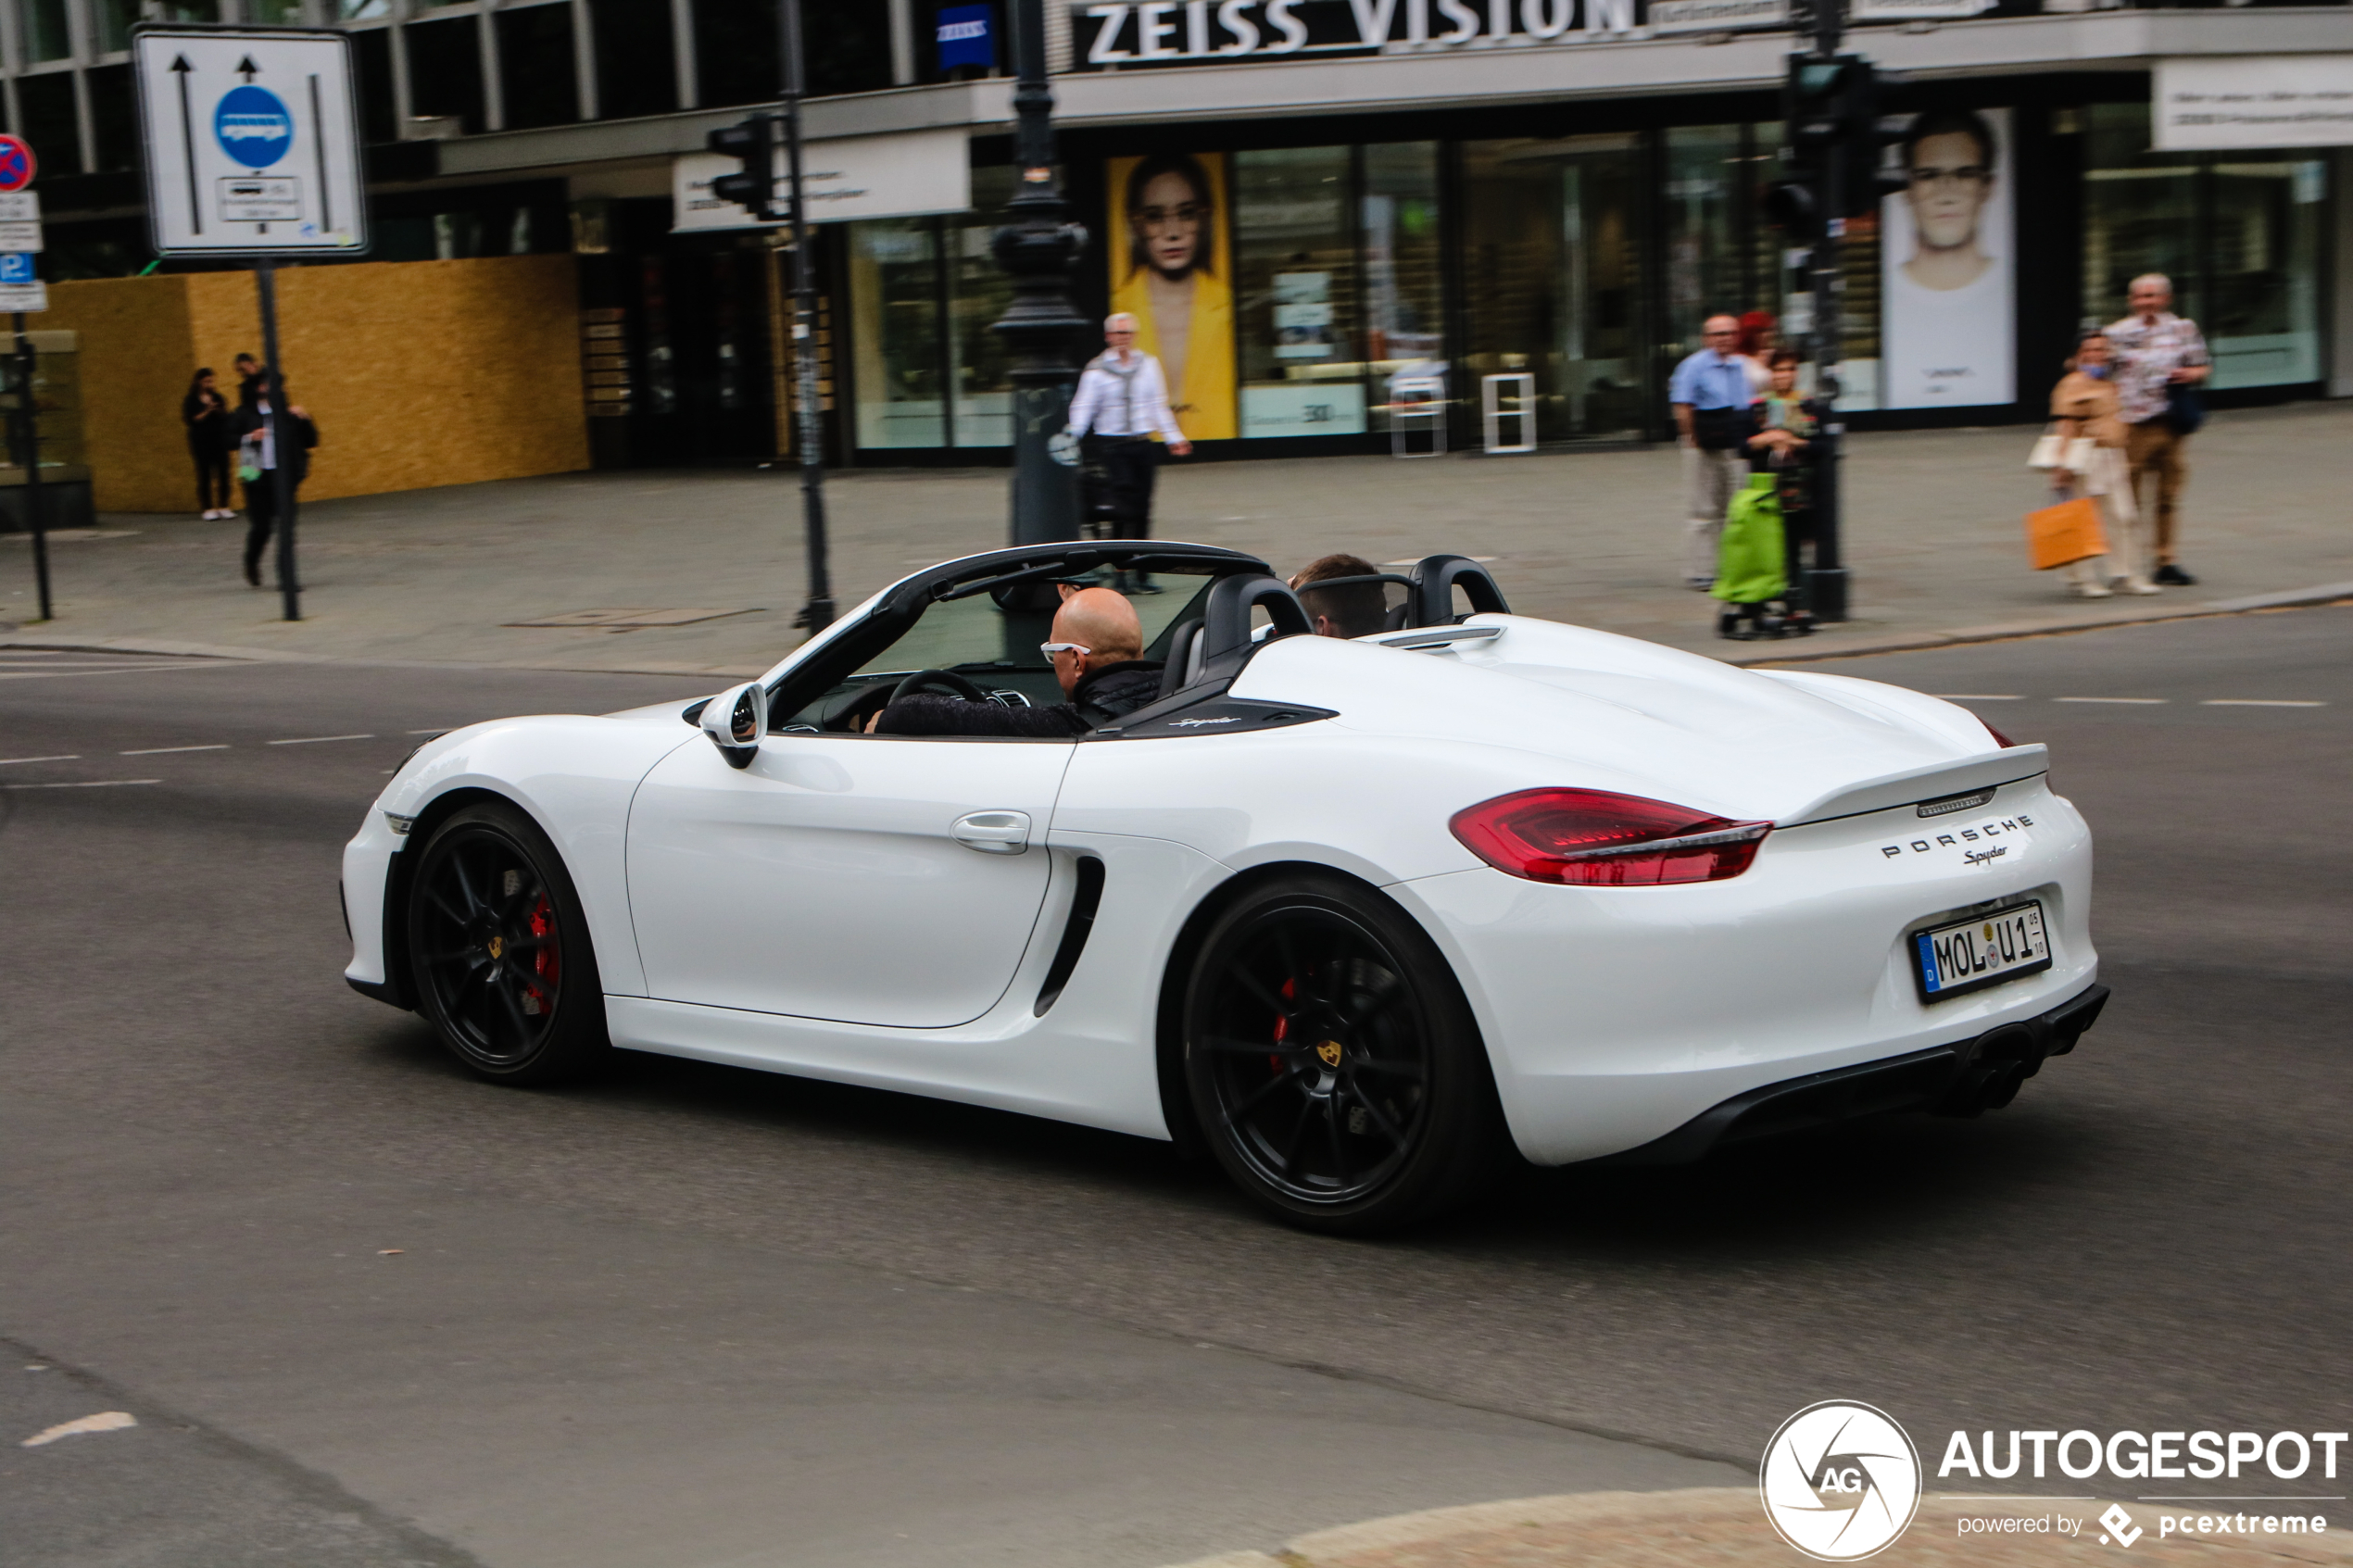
[
  {"x1": 1363, "y1": 142, "x2": 1442, "y2": 433},
  {"x1": 1463, "y1": 135, "x2": 1647, "y2": 444},
  {"x1": 1664, "y1": 125, "x2": 1743, "y2": 354},
  {"x1": 2206, "y1": 157, "x2": 2324, "y2": 388},
  {"x1": 24, "y1": 0, "x2": 71, "y2": 62},
  {"x1": 848, "y1": 219, "x2": 945, "y2": 448},
  {"x1": 1232, "y1": 146, "x2": 1365, "y2": 438},
  {"x1": 949, "y1": 167, "x2": 1016, "y2": 447},
  {"x1": 2083, "y1": 104, "x2": 2322, "y2": 391}
]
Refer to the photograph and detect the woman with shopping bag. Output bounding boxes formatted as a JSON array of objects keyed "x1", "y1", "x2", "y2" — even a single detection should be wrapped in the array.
[{"x1": 2031, "y1": 330, "x2": 2155, "y2": 598}]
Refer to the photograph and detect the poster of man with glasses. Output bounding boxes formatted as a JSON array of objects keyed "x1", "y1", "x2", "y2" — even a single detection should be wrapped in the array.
[{"x1": 1880, "y1": 107, "x2": 2015, "y2": 409}]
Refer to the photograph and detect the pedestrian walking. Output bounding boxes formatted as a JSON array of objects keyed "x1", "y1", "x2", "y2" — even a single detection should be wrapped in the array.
[
  {"x1": 1668, "y1": 313, "x2": 1755, "y2": 591},
  {"x1": 182, "y1": 367, "x2": 234, "y2": 521},
  {"x1": 2044, "y1": 328, "x2": 2153, "y2": 598},
  {"x1": 230, "y1": 377, "x2": 319, "y2": 589},
  {"x1": 1065, "y1": 312, "x2": 1191, "y2": 588},
  {"x1": 2106, "y1": 273, "x2": 2209, "y2": 586}
]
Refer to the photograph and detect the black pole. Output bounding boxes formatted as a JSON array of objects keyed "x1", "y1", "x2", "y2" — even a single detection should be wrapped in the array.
[
  {"x1": 991, "y1": 0, "x2": 1087, "y2": 546},
  {"x1": 15, "y1": 312, "x2": 49, "y2": 621},
  {"x1": 1803, "y1": 0, "x2": 1849, "y2": 622},
  {"x1": 255, "y1": 257, "x2": 300, "y2": 621},
  {"x1": 778, "y1": 0, "x2": 834, "y2": 633}
]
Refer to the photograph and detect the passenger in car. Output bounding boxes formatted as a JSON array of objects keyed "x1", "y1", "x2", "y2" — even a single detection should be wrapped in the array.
[
  {"x1": 1289, "y1": 553, "x2": 1389, "y2": 639},
  {"x1": 872, "y1": 587, "x2": 1165, "y2": 737}
]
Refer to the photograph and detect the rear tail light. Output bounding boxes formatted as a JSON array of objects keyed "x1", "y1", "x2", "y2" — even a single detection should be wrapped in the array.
[
  {"x1": 1983, "y1": 721, "x2": 2018, "y2": 748},
  {"x1": 1449, "y1": 788, "x2": 1771, "y2": 886}
]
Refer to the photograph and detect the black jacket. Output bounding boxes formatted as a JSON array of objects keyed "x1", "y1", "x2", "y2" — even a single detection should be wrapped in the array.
[
  {"x1": 875, "y1": 660, "x2": 1164, "y2": 738},
  {"x1": 229, "y1": 404, "x2": 320, "y2": 486},
  {"x1": 182, "y1": 388, "x2": 231, "y2": 450}
]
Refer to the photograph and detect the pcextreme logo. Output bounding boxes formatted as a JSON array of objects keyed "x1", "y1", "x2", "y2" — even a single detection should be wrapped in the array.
[{"x1": 1760, "y1": 1401, "x2": 1924, "y2": 1561}]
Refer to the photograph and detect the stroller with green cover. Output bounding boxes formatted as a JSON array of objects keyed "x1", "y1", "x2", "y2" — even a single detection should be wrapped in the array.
[{"x1": 1712, "y1": 472, "x2": 1816, "y2": 641}]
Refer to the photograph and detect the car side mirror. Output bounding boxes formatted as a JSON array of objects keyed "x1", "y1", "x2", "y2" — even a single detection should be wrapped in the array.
[{"x1": 700, "y1": 682, "x2": 768, "y2": 769}]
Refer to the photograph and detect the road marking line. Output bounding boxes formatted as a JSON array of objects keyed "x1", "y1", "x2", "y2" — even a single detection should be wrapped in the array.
[
  {"x1": 2201, "y1": 698, "x2": 2325, "y2": 708},
  {"x1": 406, "y1": 728, "x2": 448, "y2": 735},
  {"x1": 21, "y1": 1411, "x2": 137, "y2": 1448},
  {"x1": 120, "y1": 744, "x2": 230, "y2": 755},
  {"x1": 0, "y1": 778, "x2": 162, "y2": 789},
  {"x1": 0, "y1": 754, "x2": 79, "y2": 764},
  {"x1": 2054, "y1": 696, "x2": 2168, "y2": 705},
  {"x1": 1932, "y1": 694, "x2": 2024, "y2": 700},
  {"x1": 266, "y1": 734, "x2": 375, "y2": 746}
]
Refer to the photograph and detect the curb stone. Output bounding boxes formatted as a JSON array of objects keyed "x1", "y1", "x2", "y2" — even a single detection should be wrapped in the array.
[
  {"x1": 1164, "y1": 1487, "x2": 2353, "y2": 1566},
  {"x1": 1729, "y1": 582, "x2": 2353, "y2": 666}
]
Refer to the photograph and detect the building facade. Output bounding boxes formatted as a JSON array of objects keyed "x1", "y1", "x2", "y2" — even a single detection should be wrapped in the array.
[{"x1": 7, "y1": 0, "x2": 2349, "y2": 478}]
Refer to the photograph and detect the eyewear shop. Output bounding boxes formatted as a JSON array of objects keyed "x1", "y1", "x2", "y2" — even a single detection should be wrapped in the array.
[{"x1": 824, "y1": 68, "x2": 2338, "y2": 463}]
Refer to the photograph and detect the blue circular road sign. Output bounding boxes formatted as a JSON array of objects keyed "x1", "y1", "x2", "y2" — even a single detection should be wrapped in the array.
[{"x1": 214, "y1": 84, "x2": 293, "y2": 170}]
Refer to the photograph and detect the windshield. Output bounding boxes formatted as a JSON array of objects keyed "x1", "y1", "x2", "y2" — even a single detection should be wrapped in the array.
[{"x1": 775, "y1": 568, "x2": 1218, "y2": 733}]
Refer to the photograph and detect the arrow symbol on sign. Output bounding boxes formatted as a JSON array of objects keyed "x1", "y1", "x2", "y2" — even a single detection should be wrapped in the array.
[
  {"x1": 170, "y1": 54, "x2": 202, "y2": 235},
  {"x1": 236, "y1": 55, "x2": 259, "y2": 82}
]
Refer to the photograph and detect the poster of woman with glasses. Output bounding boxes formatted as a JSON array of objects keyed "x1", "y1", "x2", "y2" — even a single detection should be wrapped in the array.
[
  {"x1": 1880, "y1": 107, "x2": 2014, "y2": 409},
  {"x1": 1108, "y1": 152, "x2": 1237, "y2": 440}
]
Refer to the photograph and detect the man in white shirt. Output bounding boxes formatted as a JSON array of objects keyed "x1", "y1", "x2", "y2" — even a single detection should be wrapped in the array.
[{"x1": 1064, "y1": 313, "x2": 1191, "y2": 558}]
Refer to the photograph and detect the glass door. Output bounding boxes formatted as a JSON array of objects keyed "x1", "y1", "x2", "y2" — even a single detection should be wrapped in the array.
[{"x1": 1463, "y1": 135, "x2": 1650, "y2": 445}]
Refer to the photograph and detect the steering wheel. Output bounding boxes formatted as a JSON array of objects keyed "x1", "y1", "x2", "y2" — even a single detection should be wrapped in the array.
[{"x1": 889, "y1": 669, "x2": 989, "y2": 705}]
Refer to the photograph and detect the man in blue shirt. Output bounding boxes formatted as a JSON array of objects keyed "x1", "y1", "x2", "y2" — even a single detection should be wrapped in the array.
[{"x1": 1668, "y1": 315, "x2": 1756, "y2": 590}]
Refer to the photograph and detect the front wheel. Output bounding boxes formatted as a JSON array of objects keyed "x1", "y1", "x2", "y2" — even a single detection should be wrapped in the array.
[
  {"x1": 1180, "y1": 872, "x2": 1504, "y2": 1235},
  {"x1": 406, "y1": 801, "x2": 607, "y2": 1085}
]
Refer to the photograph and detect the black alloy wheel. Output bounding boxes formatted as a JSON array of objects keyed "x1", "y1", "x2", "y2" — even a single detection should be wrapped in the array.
[
  {"x1": 1181, "y1": 872, "x2": 1504, "y2": 1234},
  {"x1": 407, "y1": 801, "x2": 606, "y2": 1085}
]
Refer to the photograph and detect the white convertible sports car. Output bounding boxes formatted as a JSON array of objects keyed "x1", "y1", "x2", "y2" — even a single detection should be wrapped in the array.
[{"x1": 343, "y1": 543, "x2": 2106, "y2": 1233}]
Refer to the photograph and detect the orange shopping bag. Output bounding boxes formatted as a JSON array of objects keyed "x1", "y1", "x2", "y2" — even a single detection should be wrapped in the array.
[{"x1": 2024, "y1": 495, "x2": 2108, "y2": 571}]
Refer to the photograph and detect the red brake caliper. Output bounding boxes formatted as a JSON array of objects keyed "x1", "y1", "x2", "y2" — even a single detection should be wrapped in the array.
[
  {"x1": 1269, "y1": 977, "x2": 1296, "y2": 1073},
  {"x1": 525, "y1": 894, "x2": 559, "y2": 1014}
]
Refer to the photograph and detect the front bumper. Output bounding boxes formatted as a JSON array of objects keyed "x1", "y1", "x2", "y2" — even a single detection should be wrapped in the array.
[{"x1": 1602, "y1": 983, "x2": 2108, "y2": 1165}]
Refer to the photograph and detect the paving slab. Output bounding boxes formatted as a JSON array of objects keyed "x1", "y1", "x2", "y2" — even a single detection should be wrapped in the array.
[{"x1": 3, "y1": 402, "x2": 2346, "y2": 676}]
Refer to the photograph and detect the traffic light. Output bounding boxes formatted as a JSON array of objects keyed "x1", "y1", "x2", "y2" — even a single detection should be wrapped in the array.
[
  {"x1": 707, "y1": 114, "x2": 783, "y2": 220},
  {"x1": 1828, "y1": 57, "x2": 1909, "y2": 219},
  {"x1": 1763, "y1": 54, "x2": 1907, "y2": 237}
]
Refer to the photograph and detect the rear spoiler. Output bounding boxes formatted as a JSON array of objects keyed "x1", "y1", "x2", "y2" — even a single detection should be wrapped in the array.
[{"x1": 1779, "y1": 745, "x2": 2050, "y2": 827}]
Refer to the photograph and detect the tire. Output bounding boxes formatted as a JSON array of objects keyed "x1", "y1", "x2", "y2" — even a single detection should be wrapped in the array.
[
  {"x1": 406, "y1": 800, "x2": 608, "y2": 1085},
  {"x1": 1180, "y1": 871, "x2": 1504, "y2": 1235}
]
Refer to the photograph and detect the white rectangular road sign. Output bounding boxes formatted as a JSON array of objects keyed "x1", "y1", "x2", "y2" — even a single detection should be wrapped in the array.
[
  {"x1": 131, "y1": 27, "x2": 368, "y2": 257},
  {"x1": 0, "y1": 283, "x2": 49, "y2": 313},
  {"x1": 0, "y1": 222, "x2": 41, "y2": 252},
  {"x1": 0, "y1": 193, "x2": 40, "y2": 223}
]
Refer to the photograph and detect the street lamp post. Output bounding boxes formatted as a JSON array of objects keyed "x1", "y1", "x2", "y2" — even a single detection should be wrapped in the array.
[{"x1": 990, "y1": 0, "x2": 1088, "y2": 546}]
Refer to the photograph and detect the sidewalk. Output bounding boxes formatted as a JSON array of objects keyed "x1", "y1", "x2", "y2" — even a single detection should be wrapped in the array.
[
  {"x1": 1172, "y1": 1488, "x2": 2353, "y2": 1567},
  {"x1": 4, "y1": 402, "x2": 2347, "y2": 676}
]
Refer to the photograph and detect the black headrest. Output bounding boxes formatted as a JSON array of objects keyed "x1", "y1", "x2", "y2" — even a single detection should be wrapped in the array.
[
  {"x1": 1196, "y1": 573, "x2": 1312, "y2": 684},
  {"x1": 1408, "y1": 555, "x2": 1510, "y2": 626}
]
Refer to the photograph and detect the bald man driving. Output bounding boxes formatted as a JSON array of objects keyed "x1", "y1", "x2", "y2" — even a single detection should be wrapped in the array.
[{"x1": 871, "y1": 586, "x2": 1164, "y2": 737}]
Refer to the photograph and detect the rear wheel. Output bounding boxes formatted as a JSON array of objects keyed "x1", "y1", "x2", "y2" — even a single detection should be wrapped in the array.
[
  {"x1": 407, "y1": 801, "x2": 607, "y2": 1085},
  {"x1": 1181, "y1": 872, "x2": 1504, "y2": 1235}
]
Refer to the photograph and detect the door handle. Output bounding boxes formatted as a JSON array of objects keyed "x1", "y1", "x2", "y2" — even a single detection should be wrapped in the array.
[{"x1": 951, "y1": 810, "x2": 1031, "y2": 855}]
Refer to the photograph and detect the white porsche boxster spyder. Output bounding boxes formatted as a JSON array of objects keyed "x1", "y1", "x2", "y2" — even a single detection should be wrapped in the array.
[{"x1": 343, "y1": 543, "x2": 2106, "y2": 1233}]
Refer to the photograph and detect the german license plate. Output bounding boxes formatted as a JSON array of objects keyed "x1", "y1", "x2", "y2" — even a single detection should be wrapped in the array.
[{"x1": 1913, "y1": 901, "x2": 2050, "y2": 1001}]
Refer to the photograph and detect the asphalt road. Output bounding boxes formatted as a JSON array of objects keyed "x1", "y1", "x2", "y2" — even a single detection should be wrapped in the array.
[{"x1": 3, "y1": 606, "x2": 2347, "y2": 1568}]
